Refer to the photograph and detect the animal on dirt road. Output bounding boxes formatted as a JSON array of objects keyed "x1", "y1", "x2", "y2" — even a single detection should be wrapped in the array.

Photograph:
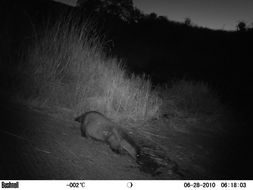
[
  {"x1": 75, "y1": 111, "x2": 139, "y2": 160},
  {"x1": 75, "y1": 111, "x2": 183, "y2": 178}
]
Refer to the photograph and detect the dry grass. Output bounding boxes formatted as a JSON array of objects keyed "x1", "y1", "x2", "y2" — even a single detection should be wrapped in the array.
[
  {"x1": 158, "y1": 79, "x2": 223, "y2": 117},
  {"x1": 18, "y1": 15, "x2": 161, "y2": 121}
]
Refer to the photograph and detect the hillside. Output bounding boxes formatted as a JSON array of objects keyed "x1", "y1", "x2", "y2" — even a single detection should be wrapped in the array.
[{"x1": 1, "y1": 0, "x2": 252, "y2": 179}]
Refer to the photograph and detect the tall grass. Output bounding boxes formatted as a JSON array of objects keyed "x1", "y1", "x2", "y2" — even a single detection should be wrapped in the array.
[
  {"x1": 159, "y1": 79, "x2": 223, "y2": 116},
  {"x1": 19, "y1": 15, "x2": 161, "y2": 121}
]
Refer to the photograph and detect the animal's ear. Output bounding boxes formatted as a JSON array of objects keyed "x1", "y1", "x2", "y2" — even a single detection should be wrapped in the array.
[{"x1": 75, "y1": 115, "x2": 84, "y2": 123}]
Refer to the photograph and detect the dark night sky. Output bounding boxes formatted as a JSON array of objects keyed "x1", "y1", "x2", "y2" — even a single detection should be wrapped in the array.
[
  {"x1": 133, "y1": 0, "x2": 253, "y2": 30},
  {"x1": 55, "y1": 0, "x2": 253, "y2": 31}
]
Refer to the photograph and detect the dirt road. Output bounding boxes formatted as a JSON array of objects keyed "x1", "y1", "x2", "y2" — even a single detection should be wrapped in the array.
[
  {"x1": 0, "y1": 101, "x2": 152, "y2": 179},
  {"x1": 0, "y1": 99, "x2": 252, "y2": 179}
]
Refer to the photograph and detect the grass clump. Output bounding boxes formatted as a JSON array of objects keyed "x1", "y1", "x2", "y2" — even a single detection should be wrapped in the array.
[
  {"x1": 19, "y1": 15, "x2": 161, "y2": 121},
  {"x1": 159, "y1": 79, "x2": 223, "y2": 117}
]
